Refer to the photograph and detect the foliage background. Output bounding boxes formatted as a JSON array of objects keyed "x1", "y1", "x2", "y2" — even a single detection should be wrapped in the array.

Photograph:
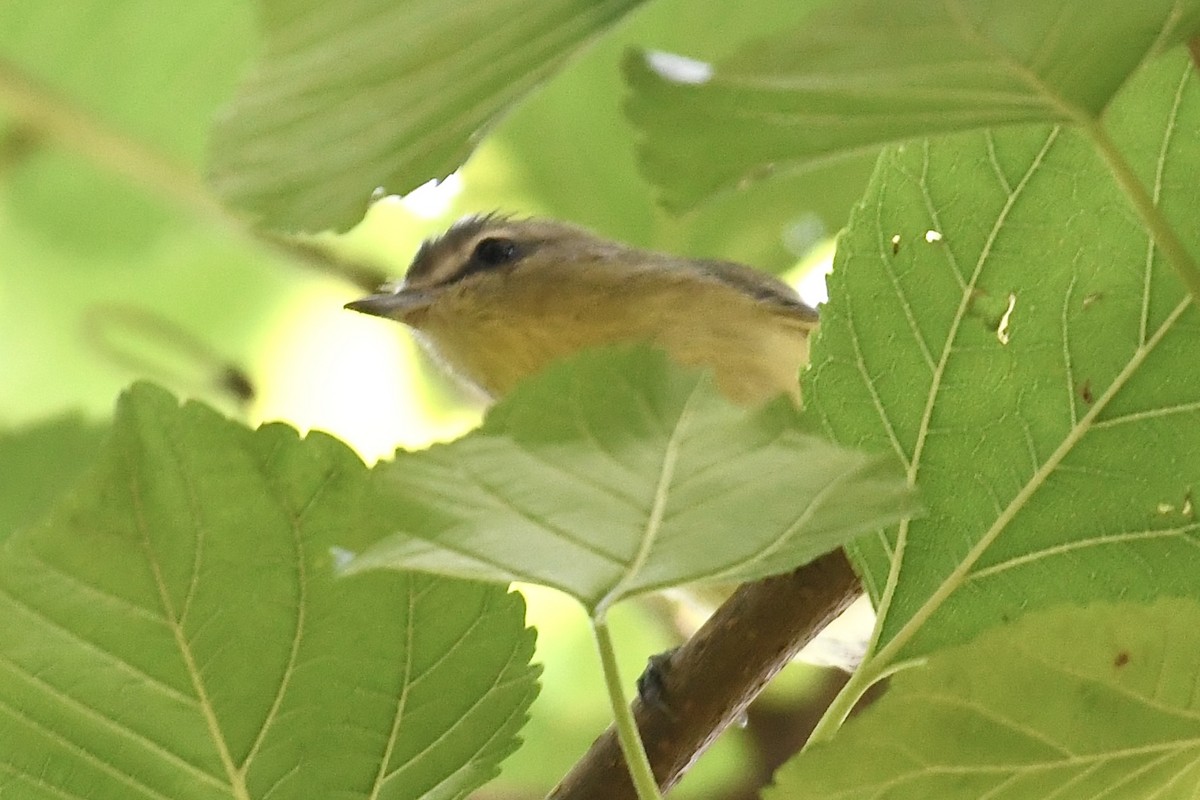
[
  {"x1": 6, "y1": 1, "x2": 1200, "y2": 798},
  {"x1": 0, "y1": 2, "x2": 863, "y2": 797}
]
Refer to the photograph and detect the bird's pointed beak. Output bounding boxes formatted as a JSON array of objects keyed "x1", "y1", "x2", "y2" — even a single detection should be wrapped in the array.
[{"x1": 344, "y1": 288, "x2": 438, "y2": 321}]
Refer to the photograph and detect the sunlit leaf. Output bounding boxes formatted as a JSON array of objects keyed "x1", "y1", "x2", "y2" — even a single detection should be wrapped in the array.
[
  {"x1": 346, "y1": 347, "x2": 917, "y2": 615},
  {"x1": 625, "y1": 0, "x2": 1200, "y2": 208},
  {"x1": 0, "y1": 384, "x2": 538, "y2": 799},
  {"x1": 208, "y1": 0, "x2": 647, "y2": 232},
  {"x1": 807, "y1": 52, "x2": 1200, "y2": 663},
  {"x1": 771, "y1": 600, "x2": 1200, "y2": 800},
  {"x1": 476, "y1": 0, "x2": 867, "y2": 269}
]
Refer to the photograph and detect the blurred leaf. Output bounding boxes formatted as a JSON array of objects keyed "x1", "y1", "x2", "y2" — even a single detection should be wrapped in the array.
[
  {"x1": 0, "y1": 5, "x2": 302, "y2": 423},
  {"x1": 625, "y1": 0, "x2": 1200, "y2": 209},
  {"x1": 472, "y1": 0, "x2": 863, "y2": 270},
  {"x1": 208, "y1": 0, "x2": 648, "y2": 233},
  {"x1": 0, "y1": 384, "x2": 538, "y2": 799},
  {"x1": 807, "y1": 52, "x2": 1200, "y2": 664},
  {"x1": 345, "y1": 347, "x2": 917, "y2": 615},
  {"x1": 0, "y1": 209, "x2": 300, "y2": 422},
  {"x1": 770, "y1": 600, "x2": 1200, "y2": 800},
  {"x1": 0, "y1": 0, "x2": 255, "y2": 252},
  {"x1": 0, "y1": 415, "x2": 107, "y2": 542}
]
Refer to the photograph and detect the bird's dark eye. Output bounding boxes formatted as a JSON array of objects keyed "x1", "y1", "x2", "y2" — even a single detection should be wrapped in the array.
[{"x1": 472, "y1": 237, "x2": 520, "y2": 267}]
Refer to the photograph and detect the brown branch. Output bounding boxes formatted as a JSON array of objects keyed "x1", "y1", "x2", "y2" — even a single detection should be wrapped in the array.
[
  {"x1": 547, "y1": 548, "x2": 862, "y2": 799},
  {"x1": 1189, "y1": 35, "x2": 1200, "y2": 73}
]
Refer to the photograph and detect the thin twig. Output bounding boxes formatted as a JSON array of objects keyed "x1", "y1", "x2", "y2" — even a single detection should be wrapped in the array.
[{"x1": 547, "y1": 549, "x2": 862, "y2": 799}]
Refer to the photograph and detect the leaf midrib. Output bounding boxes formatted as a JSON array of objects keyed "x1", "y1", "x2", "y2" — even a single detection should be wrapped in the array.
[
  {"x1": 875, "y1": 293, "x2": 1193, "y2": 670},
  {"x1": 594, "y1": 384, "x2": 701, "y2": 616},
  {"x1": 865, "y1": 128, "x2": 1061, "y2": 660}
]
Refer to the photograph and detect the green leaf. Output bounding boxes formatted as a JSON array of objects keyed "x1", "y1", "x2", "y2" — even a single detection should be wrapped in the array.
[
  {"x1": 345, "y1": 347, "x2": 918, "y2": 616},
  {"x1": 473, "y1": 0, "x2": 870, "y2": 270},
  {"x1": 770, "y1": 599, "x2": 1200, "y2": 800},
  {"x1": 625, "y1": 0, "x2": 1200, "y2": 209},
  {"x1": 0, "y1": 416, "x2": 107, "y2": 543},
  {"x1": 208, "y1": 0, "x2": 647, "y2": 233},
  {"x1": 0, "y1": 384, "x2": 538, "y2": 799},
  {"x1": 807, "y1": 51, "x2": 1200, "y2": 666}
]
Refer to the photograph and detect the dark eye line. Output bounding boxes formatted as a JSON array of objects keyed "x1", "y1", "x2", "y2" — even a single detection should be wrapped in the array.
[
  {"x1": 474, "y1": 237, "x2": 519, "y2": 265},
  {"x1": 444, "y1": 236, "x2": 528, "y2": 283}
]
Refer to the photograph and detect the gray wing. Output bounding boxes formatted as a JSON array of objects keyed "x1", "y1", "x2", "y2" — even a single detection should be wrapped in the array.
[{"x1": 692, "y1": 259, "x2": 820, "y2": 325}]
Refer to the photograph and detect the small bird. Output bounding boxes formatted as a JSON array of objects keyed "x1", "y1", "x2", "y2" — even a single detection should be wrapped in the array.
[
  {"x1": 346, "y1": 214, "x2": 819, "y2": 406},
  {"x1": 347, "y1": 214, "x2": 862, "y2": 671}
]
